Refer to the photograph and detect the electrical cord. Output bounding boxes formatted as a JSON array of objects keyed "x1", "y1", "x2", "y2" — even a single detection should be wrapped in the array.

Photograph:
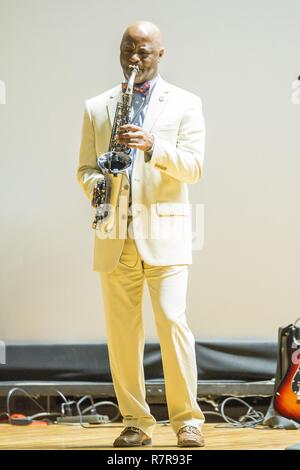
[
  {"x1": 6, "y1": 387, "x2": 60, "y2": 424},
  {"x1": 75, "y1": 395, "x2": 120, "y2": 428},
  {"x1": 81, "y1": 401, "x2": 120, "y2": 421},
  {"x1": 52, "y1": 389, "x2": 121, "y2": 426},
  {"x1": 7, "y1": 387, "x2": 45, "y2": 418},
  {"x1": 4, "y1": 387, "x2": 120, "y2": 426},
  {"x1": 216, "y1": 397, "x2": 265, "y2": 428},
  {"x1": 4, "y1": 388, "x2": 264, "y2": 429},
  {"x1": 54, "y1": 389, "x2": 120, "y2": 428},
  {"x1": 54, "y1": 389, "x2": 69, "y2": 405}
]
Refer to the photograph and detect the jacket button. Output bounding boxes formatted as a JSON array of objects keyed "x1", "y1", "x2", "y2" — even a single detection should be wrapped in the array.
[{"x1": 123, "y1": 184, "x2": 129, "y2": 190}]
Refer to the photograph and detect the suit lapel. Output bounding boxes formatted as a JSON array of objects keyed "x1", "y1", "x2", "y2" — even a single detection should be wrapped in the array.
[
  {"x1": 143, "y1": 77, "x2": 170, "y2": 132},
  {"x1": 106, "y1": 77, "x2": 170, "y2": 130},
  {"x1": 106, "y1": 86, "x2": 122, "y2": 127}
]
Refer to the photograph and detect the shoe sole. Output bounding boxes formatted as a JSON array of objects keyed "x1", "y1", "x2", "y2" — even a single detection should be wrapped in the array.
[
  {"x1": 178, "y1": 440, "x2": 205, "y2": 447},
  {"x1": 114, "y1": 439, "x2": 152, "y2": 447}
]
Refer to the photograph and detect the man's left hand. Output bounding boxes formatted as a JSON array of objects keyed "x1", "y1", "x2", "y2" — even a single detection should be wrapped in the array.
[{"x1": 117, "y1": 124, "x2": 154, "y2": 152}]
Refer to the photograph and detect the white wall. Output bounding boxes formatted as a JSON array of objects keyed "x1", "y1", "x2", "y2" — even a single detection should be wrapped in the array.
[{"x1": 0, "y1": 0, "x2": 299, "y2": 342}]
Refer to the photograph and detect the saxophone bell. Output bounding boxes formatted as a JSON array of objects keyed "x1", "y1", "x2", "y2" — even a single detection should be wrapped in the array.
[{"x1": 97, "y1": 150, "x2": 132, "y2": 177}]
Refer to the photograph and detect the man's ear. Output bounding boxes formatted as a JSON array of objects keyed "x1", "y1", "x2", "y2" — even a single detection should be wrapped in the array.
[{"x1": 158, "y1": 48, "x2": 165, "y2": 62}]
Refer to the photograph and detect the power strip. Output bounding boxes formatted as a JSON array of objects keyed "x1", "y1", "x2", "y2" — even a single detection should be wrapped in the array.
[{"x1": 56, "y1": 414, "x2": 109, "y2": 424}]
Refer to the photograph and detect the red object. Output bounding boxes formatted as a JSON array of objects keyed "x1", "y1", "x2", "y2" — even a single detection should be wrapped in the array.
[
  {"x1": 274, "y1": 325, "x2": 300, "y2": 422},
  {"x1": 121, "y1": 81, "x2": 150, "y2": 96},
  {"x1": 9, "y1": 413, "x2": 49, "y2": 426}
]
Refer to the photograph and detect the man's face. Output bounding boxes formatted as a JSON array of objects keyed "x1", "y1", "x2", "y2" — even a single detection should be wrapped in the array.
[{"x1": 120, "y1": 33, "x2": 164, "y2": 84}]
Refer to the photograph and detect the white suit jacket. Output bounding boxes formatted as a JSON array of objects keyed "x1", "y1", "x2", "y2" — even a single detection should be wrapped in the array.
[{"x1": 77, "y1": 76, "x2": 205, "y2": 272}]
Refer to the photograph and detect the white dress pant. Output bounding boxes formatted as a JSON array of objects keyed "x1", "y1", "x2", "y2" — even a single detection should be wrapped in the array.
[{"x1": 99, "y1": 230, "x2": 204, "y2": 438}]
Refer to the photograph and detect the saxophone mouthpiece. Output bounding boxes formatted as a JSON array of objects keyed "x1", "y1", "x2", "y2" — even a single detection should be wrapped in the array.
[{"x1": 128, "y1": 65, "x2": 139, "y2": 73}]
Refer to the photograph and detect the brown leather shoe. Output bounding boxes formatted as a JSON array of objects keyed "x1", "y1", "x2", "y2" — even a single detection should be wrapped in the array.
[
  {"x1": 113, "y1": 426, "x2": 152, "y2": 447},
  {"x1": 177, "y1": 425, "x2": 205, "y2": 447}
]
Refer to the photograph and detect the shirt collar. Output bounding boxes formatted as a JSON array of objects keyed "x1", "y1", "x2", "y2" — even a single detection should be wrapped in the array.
[
  {"x1": 122, "y1": 74, "x2": 159, "y2": 96},
  {"x1": 147, "y1": 75, "x2": 159, "y2": 94}
]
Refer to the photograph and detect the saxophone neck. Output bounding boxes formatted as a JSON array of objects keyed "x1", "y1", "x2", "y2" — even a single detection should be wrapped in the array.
[{"x1": 124, "y1": 65, "x2": 139, "y2": 95}]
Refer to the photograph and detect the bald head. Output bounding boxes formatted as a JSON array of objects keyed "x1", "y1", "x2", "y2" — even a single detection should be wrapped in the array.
[
  {"x1": 120, "y1": 21, "x2": 164, "y2": 83},
  {"x1": 122, "y1": 21, "x2": 162, "y2": 48}
]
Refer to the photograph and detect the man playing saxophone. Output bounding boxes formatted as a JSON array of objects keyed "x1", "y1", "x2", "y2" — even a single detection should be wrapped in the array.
[{"x1": 77, "y1": 20, "x2": 206, "y2": 447}]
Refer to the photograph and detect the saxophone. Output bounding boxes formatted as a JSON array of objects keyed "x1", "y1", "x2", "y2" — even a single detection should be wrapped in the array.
[{"x1": 92, "y1": 65, "x2": 139, "y2": 232}]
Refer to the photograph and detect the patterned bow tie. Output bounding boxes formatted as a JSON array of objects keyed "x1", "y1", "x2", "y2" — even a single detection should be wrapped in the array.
[{"x1": 121, "y1": 81, "x2": 150, "y2": 96}]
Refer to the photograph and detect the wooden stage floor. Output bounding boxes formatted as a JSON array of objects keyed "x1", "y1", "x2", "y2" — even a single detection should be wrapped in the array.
[{"x1": 0, "y1": 423, "x2": 299, "y2": 450}]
